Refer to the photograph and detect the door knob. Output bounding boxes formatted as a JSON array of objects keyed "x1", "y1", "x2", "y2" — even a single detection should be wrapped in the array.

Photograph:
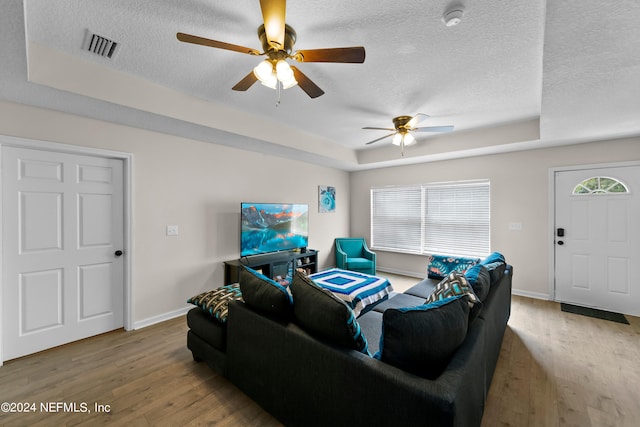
[
  {"x1": 557, "y1": 241, "x2": 564, "y2": 246},
  {"x1": 115, "y1": 250, "x2": 124, "y2": 257}
]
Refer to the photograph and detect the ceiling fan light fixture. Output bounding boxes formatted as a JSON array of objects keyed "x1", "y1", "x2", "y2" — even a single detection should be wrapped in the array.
[
  {"x1": 392, "y1": 132, "x2": 416, "y2": 147},
  {"x1": 253, "y1": 59, "x2": 275, "y2": 82},
  {"x1": 275, "y1": 60, "x2": 293, "y2": 80},
  {"x1": 403, "y1": 133, "x2": 416, "y2": 146},
  {"x1": 280, "y1": 75, "x2": 298, "y2": 89},
  {"x1": 261, "y1": 73, "x2": 278, "y2": 89}
]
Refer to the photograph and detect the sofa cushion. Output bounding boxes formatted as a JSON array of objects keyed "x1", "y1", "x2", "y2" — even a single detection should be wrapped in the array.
[
  {"x1": 427, "y1": 254, "x2": 481, "y2": 280},
  {"x1": 290, "y1": 271, "x2": 369, "y2": 354},
  {"x1": 372, "y1": 293, "x2": 425, "y2": 313},
  {"x1": 239, "y1": 266, "x2": 292, "y2": 322},
  {"x1": 374, "y1": 296, "x2": 470, "y2": 379},
  {"x1": 404, "y1": 278, "x2": 438, "y2": 299},
  {"x1": 356, "y1": 310, "x2": 384, "y2": 355},
  {"x1": 464, "y1": 264, "x2": 491, "y2": 301},
  {"x1": 187, "y1": 283, "x2": 243, "y2": 323}
]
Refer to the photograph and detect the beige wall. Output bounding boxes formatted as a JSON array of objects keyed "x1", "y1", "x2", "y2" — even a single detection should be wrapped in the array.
[
  {"x1": 0, "y1": 101, "x2": 350, "y2": 325},
  {"x1": 2, "y1": 98, "x2": 638, "y2": 321},
  {"x1": 350, "y1": 137, "x2": 640, "y2": 298}
]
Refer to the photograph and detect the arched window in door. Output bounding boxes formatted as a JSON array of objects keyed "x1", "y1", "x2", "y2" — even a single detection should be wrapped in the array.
[{"x1": 572, "y1": 176, "x2": 629, "y2": 195}]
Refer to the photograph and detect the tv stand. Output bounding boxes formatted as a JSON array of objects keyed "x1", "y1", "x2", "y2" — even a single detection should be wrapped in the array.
[{"x1": 224, "y1": 249, "x2": 318, "y2": 285}]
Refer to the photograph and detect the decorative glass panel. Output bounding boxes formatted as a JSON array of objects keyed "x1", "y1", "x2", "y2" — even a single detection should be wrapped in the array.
[{"x1": 572, "y1": 176, "x2": 629, "y2": 195}]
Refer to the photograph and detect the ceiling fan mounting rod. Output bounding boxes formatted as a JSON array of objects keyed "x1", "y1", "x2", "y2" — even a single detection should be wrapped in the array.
[
  {"x1": 393, "y1": 115, "x2": 414, "y2": 130},
  {"x1": 258, "y1": 24, "x2": 297, "y2": 55}
]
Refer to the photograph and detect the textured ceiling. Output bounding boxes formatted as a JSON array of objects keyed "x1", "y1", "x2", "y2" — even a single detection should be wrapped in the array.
[{"x1": 2, "y1": 0, "x2": 639, "y2": 170}]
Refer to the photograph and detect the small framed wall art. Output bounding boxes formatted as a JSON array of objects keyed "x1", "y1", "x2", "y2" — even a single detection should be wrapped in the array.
[{"x1": 318, "y1": 186, "x2": 336, "y2": 213}]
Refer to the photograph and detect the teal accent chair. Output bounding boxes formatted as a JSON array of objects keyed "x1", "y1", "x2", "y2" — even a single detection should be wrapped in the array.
[{"x1": 334, "y1": 238, "x2": 377, "y2": 275}]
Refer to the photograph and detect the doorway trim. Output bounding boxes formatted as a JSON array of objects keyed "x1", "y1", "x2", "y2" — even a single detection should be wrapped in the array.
[
  {"x1": 547, "y1": 160, "x2": 640, "y2": 301},
  {"x1": 0, "y1": 134, "x2": 134, "y2": 366}
]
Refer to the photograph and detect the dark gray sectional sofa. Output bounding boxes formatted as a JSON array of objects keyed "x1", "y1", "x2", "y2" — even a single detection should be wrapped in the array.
[{"x1": 187, "y1": 255, "x2": 512, "y2": 427}]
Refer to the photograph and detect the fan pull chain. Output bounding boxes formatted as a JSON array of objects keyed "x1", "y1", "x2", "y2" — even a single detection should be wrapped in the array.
[{"x1": 275, "y1": 81, "x2": 282, "y2": 107}]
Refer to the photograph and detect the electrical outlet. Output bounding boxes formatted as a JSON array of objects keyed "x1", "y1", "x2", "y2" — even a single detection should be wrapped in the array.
[
  {"x1": 166, "y1": 225, "x2": 179, "y2": 236},
  {"x1": 509, "y1": 222, "x2": 523, "y2": 231}
]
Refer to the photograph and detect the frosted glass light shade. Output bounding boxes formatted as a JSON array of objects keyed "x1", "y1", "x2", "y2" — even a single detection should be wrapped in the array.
[
  {"x1": 403, "y1": 133, "x2": 416, "y2": 146},
  {"x1": 275, "y1": 60, "x2": 293, "y2": 81},
  {"x1": 254, "y1": 60, "x2": 274, "y2": 82},
  {"x1": 260, "y1": 72, "x2": 278, "y2": 89}
]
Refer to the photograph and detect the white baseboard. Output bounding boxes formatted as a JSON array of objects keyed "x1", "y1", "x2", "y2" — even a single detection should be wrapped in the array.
[
  {"x1": 133, "y1": 306, "x2": 191, "y2": 330},
  {"x1": 512, "y1": 288, "x2": 550, "y2": 301}
]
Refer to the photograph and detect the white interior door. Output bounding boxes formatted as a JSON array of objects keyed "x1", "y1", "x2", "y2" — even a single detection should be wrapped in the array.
[
  {"x1": 554, "y1": 165, "x2": 640, "y2": 316},
  {"x1": 2, "y1": 146, "x2": 124, "y2": 360}
]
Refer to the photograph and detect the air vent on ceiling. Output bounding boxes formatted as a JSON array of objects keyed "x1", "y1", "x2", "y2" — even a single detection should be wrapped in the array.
[{"x1": 83, "y1": 30, "x2": 119, "y2": 59}]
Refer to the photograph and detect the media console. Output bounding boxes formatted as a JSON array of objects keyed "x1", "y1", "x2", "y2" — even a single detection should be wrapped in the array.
[{"x1": 223, "y1": 249, "x2": 318, "y2": 285}]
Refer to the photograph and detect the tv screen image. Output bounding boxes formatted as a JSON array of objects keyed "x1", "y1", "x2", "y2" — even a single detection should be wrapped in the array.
[{"x1": 240, "y1": 203, "x2": 309, "y2": 257}]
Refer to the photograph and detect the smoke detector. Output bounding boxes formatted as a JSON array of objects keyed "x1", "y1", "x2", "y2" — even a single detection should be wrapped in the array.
[{"x1": 442, "y1": 8, "x2": 464, "y2": 27}]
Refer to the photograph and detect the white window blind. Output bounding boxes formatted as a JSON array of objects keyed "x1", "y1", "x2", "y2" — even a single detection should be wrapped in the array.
[
  {"x1": 371, "y1": 180, "x2": 490, "y2": 257},
  {"x1": 371, "y1": 186, "x2": 423, "y2": 254}
]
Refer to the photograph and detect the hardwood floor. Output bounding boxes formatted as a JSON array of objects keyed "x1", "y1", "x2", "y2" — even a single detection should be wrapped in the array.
[
  {"x1": 482, "y1": 296, "x2": 640, "y2": 427},
  {"x1": 1, "y1": 295, "x2": 638, "y2": 426}
]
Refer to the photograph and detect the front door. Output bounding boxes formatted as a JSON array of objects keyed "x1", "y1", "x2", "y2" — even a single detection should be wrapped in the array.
[
  {"x1": 2, "y1": 146, "x2": 125, "y2": 360},
  {"x1": 554, "y1": 165, "x2": 640, "y2": 316}
]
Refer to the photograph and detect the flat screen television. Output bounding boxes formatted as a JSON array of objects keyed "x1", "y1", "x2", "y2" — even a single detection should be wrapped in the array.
[{"x1": 240, "y1": 202, "x2": 309, "y2": 257}]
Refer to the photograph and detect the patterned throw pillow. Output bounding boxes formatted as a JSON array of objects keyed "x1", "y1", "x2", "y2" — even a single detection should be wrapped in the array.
[
  {"x1": 426, "y1": 271, "x2": 480, "y2": 319},
  {"x1": 427, "y1": 254, "x2": 481, "y2": 280},
  {"x1": 187, "y1": 284, "x2": 243, "y2": 323}
]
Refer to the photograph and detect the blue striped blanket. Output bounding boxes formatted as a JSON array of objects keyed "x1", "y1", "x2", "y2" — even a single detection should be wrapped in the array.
[{"x1": 309, "y1": 268, "x2": 394, "y2": 316}]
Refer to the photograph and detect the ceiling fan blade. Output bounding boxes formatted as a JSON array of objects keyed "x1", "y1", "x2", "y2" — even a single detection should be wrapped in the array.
[
  {"x1": 413, "y1": 125, "x2": 455, "y2": 133},
  {"x1": 362, "y1": 127, "x2": 395, "y2": 131},
  {"x1": 365, "y1": 133, "x2": 397, "y2": 145},
  {"x1": 291, "y1": 66, "x2": 324, "y2": 98},
  {"x1": 408, "y1": 113, "x2": 430, "y2": 128},
  {"x1": 232, "y1": 71, "x2": 259, "y2": 91},
  {"x1": 293, "y1": 47, "x2": 366, "y2": 63},
  {"x1": 177, "y1": 32, "x2": 259, "y2": 55},
  {"x1": 260, "y1": 0, "x2": 286, "y2": 49}
]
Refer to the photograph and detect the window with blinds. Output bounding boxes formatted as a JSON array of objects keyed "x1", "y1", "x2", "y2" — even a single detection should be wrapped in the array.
[{"x1": 371, "y1": 180, "x2": 490, "y2": 257}]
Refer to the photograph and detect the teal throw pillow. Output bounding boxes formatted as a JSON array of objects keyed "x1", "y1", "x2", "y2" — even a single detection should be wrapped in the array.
[{"x1": 427, "y1": 254, "x2": 481, "y2": 280}]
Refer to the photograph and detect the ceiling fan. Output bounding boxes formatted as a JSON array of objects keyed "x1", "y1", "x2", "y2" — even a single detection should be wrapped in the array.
[
  {"x1": 176, "y1": 0, "x2": 365, "y2": 99},
  {"x1": 363, "y1": 114, "x2": 454, "y2": 154}
]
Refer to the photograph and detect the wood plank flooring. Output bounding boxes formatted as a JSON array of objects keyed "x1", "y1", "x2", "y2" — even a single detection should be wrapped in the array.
[{"x1": 1, "y1": 295, "x2": 638, "y2": 426}]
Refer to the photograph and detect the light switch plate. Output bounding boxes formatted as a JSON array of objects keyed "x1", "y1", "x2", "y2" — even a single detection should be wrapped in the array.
[
  {"x1": 508, "y1": 222, "x2": 522, "y2": 231},
  {"x1": 166, "y1": 225, "x2": 179, "y2": 236}
]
